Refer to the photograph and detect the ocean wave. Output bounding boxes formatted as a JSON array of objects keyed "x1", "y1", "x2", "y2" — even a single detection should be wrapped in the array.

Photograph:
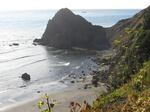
[
  {"x1": 0, "y1": 90, "x2": 8, "y2": 94},
  {"x1": 49, "y1": 62, "x2": 70, "y2": 67},
  {"x1": 18, "y1": 58, "x2": 48, "y2": 68},
  {"x1": 13, "y1": 59, "x2": 69, "y2": 69},
  {"x1": 0, "y1": 58, "x2": 48, "y2": 74},
  {"x1": 0, "y1": 54, "x2": 42, "y2": 63},
  {"x1": 0, "y1": 46, "x2": 34, "y2": 55}
]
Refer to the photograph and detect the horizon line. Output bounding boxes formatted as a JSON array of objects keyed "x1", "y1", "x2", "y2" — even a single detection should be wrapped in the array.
[{"x1": 0, "y1": 8, "x2": 142, "y2": 12}]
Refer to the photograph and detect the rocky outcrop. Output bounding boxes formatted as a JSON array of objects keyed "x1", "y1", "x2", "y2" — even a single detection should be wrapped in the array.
[
  {"x1": 21, "y1": 73, "x2": 31, "y2": 81},
  {"x1": 34, "y1": 8, "x2": 110, "y2": 50},
  {"x1": 34, "y1": 6, "x2": 150, "y2": 49}
]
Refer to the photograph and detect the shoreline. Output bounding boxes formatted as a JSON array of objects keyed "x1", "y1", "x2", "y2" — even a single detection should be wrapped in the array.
[
  {"x1": 0, "y1": 49, "x2": 112, "y2": 112},
  {"x1": 1, "y1": 77, "x2": 108, "y2": 112},
  {"x1": 0, "y1": 46, "x2": 99, "y2": 108}
]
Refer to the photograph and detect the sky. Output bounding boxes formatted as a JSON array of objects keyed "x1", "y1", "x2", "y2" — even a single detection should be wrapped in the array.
[{"x1": 0, "y1": 0, "x2": 150, "y2": 10}]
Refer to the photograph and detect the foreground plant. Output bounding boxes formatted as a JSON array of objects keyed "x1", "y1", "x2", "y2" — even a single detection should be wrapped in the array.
[{"x1": 37, "y1": 94, "x2": 55, "y2": 112}]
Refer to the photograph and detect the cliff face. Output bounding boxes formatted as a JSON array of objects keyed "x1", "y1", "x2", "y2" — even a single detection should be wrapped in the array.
[
  {"x1": 107, "y1": 5, "x2": 150, "y2": 87},
  {"x1": 92, "y1": 6, "x2": 150, "y2": 112},
  {"x1": 34, "y1": 8, "x2": 110, "y2": 50}
]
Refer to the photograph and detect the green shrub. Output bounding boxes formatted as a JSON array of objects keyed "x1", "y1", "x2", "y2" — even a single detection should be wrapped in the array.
[{"x1": 37, "y1": 94, "x2": 55, "y2": 112}]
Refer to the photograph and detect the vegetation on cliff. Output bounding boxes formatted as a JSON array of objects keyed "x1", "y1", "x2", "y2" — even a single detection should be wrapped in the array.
[
  {"x1": 92, "y1": 61, "x2": 150, "y2": 112},
  {"x1": 90, "y1": 5, "x2": 150, "y2": 112}
]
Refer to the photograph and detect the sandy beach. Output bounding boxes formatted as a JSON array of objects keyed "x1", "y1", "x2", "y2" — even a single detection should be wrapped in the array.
[
  {"x1": 0, "y1": 47, "x2": 110, "y2": 112},
  {"x1": 0, "y1": 44, "x2": 111, "y2": 112},
  {"x1": 0, "y1": 44, "x2": 100, "y2": 109},
  {"x1": 1, "y1": 77, "x2": 107, "y2": 112}
]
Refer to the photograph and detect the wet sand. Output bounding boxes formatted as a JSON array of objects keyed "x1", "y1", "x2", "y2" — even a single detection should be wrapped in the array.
[{"x1": 1, "y1": 76, "x2": 107, "y2": 112}]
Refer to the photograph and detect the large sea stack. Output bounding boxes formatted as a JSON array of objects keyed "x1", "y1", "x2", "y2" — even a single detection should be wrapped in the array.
[{"x1": 34, "y1": 8, "x2": 110, "y2": 50}]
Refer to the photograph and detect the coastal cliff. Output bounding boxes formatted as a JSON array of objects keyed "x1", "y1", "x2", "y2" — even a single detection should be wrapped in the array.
[
  {"x1": 3, "y1": 5, "x2": 150, "y2": 112},
  {"x1": 91, "y1": 5, "x2": 150, "y2": 112},
  {"x1": 106, "y1": 5, "x2": 150, "y2": 40},
  {"x1": 34, "y1": 7, "x2": 150, "y2": 51},
  {"x1": 34, "y1": 8, "x2": 110, "y2": 50}
]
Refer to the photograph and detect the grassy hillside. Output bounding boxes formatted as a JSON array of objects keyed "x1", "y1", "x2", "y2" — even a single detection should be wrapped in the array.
[
  {"x1": 89, "y1": 5, "x2": 150, "y2": 112},
  {"x1": 92, "y1": 61, "x2": 150, "y2": 112}
]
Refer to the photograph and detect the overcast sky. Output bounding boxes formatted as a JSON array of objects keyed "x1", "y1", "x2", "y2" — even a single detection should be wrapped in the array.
[{"x1": 0, "y1": 0, "x2": 149, "y2": 10}]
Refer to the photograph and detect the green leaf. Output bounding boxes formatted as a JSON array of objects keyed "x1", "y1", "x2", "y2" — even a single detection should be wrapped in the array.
[
  {"x1": 37, "y1": 101, "x2": 44, "y2": 109},
  {"x1": 44, "y1": 93, "x2": 49, "y2": 99}
]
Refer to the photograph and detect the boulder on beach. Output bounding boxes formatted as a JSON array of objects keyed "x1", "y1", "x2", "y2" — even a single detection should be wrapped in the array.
[
  {"x1": 21, "y1": 73, "x2": 31, "y2": 81},
  {"x1": 71, "y1": 80, "x2": 75, "y2": 83},
  {"x1": 34, "y1": 8, "x2": 110, "y2": 50}
]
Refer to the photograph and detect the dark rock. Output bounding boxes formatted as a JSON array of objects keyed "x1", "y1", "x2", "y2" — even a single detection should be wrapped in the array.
[
  {"x1": 19, "y1": 85, "x2": 26, "y2": 88},
  {"x1": 37, "y1": 91, "x2": 41, "y2": 93},
  {"x1": 21, "y1": 73, "x2": 31, "y2": 81},
  {"x1": 59, "y1": 80, "x2": 65, "y2": 83},
  {"x1": 79, "y1": 76, "x2": 82, "y2": 79},
  {"x1": 84, "y1": 86, "x2": 87, "y2": 89},
  {"x1": 34, "y1": 8, "x2": 110, "y2": 50},
  {"x1": 50, "y1": 103, "x2": 55, "y2": 108},
  {"x1": 12, "y1": 43, "x2": 19, "y2": 46},
  {"x1": 33, "y1": 39, "x2": 42, "y2": 44},
  {"x1": 84, "y1": 84, "x2": 89, "y2": 89},
  {"x1": 83, "y1": 74, "x2": 85, "y2": 76},
  {"x1": 71, "y1": 80, "x2": 75, "y2": 83},
  {"x1": 33, "y1": 43, "x2": 37, "y2": 46}
]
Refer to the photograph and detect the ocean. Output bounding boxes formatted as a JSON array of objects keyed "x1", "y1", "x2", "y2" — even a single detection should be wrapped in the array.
[{"x1": 0, "y1": 9, "x2": 140, "y2": 108}]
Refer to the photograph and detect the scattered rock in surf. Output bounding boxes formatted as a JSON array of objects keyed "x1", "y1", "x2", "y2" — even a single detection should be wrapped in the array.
[
  {"x1": 79, "y1": 76, "x2": 82, "y2": 79},
  {"x1": 71, "y1": 80, "x2": 75, "y2": 83},
  {"x1": 72, "y1": 76, "x2": 76, "y2": 79},
  {"x1": 33, "y1": 42, "x2": 37, "y2": 46},
  {"x1": 19, "y1": 85, "x2": 26, "y2": 88},
  {"x1": 83, "y1": 74, "x2": 85, "y2": 76},
  {"x1": 59, "y1": 80, "x2": 65, "y2": 83},
  {"x1": 84, "y1": 86, "x2": 87, "y2": 89},
  {"x1": 84, "y1": 84, "x2": 92, "y2": 89},
  {"x1": 21, "y1": 73, "x2": 31, "y2": 81},
  {"x1": 12, "y1": 43, "x2": 19, "y2": 46},
  {"x1": 33, "y1": 38, "x2": 41, "y2": 43}
]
